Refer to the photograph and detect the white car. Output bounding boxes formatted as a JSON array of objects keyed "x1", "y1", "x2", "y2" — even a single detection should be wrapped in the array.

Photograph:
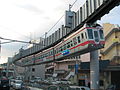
[
  {"x1": 12, "y1": 80, "x2": 23, "y2": 90},
  {"x1": 10, "y1": 79, "x2": 15, "y2": 87},
  {"x1": 69, "y1": 86, "x2": 90, "y2": 90}
]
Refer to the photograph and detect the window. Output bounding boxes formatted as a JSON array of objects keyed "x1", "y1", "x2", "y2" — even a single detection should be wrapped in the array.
[
  {"x1": 94, "y1": 31, "x2": 99, "y2": 42},
  {"x1": 68, "y1": 65, "x2": 74, "y2": 69},
  {"x1": 85, "y1": 32, "x2": 87, "y2": 39},
  {"x1": 39, "y1": 56, "x2": 41, "y2": 59},
  {"x1": 46, "y1": 53, "x2": 48, "y2": 57},
  {"x1": 73, "y1": 37, "x2": 77, "y2": 45},
  {"x1": 70, "y1": 40, "x2": 73, "y2": 46},
  {"x1": 45, "y1": 53, "x2": 47, "y2": 57},
  {"x1": 59, "y1": 47, "x2": 61, "y2": 52},
  {"x1": 99, "y1": 29, "x2": 104, "y2": 39},
  {"x1": 56, "y1": 48, "x2": 58, "y2": 53},
  {"x1": 32, "y1": 68, "x2": 35, "y2": 72},
  {"x1": 48, "y1": 52, "x2": 50, "y2": 56},
  {"x1": 43, "y1": 54, "x2": 45, "y2": 58},
  {"x1": 87, "y1": 29, "x2": 93, "y2": 39},
  {"x1": 81, "y1": 33, "x2": 84, "y2": 39},
  {"x1": 63, "y1": 44, "x2": 66, "y2": 50},
  {"x1": 100, "y1": 80, "x2": 104, "y2": 86},
  {"x1": 41, "y1": 55, "x2": 43, "y2": 58},
  {"x1": 67, "y1": 42, "x2": 70, "y2": 48},
  {"x1": 60, "y1": 46, "x2": 63, "y2": 51},
  {"x1": 54, "y1": 50, "x2": 56, "y2": 54},
  {"x1": 77, "y1": 36, "x2": 81, "y2": 43},
  {"x1": 51, "y1": 51, "x2": 53, "y2": 55}
]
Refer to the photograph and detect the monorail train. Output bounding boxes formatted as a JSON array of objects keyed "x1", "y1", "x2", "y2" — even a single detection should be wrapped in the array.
[
  {"x1": 20, "y1": 23, "x2": 105, "y2": 65},
  {"x1": 33, "y1": 23, "x2": 105, "y2": 64}
]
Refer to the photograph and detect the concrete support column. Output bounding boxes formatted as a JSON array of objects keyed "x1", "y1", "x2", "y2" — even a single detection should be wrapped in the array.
[{"x1": 90, "y1": 50, "x2": 99, "y2": 90}]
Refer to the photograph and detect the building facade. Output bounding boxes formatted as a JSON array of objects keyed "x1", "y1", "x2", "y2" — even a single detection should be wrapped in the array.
[
  {"x1": 101, "y1": 23, "x2": 120, "y2": 62},
  {"x1": 24, "y1": 64, "x2": 45, "y2": 81},
  {"x1": 100, "y1": 23, "x2": 120, "y2": 89}
]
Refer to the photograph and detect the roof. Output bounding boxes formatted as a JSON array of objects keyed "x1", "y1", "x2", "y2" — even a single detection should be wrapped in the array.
[{"x1": 80, "y1": 60, "x2": 110, "y2": 70}]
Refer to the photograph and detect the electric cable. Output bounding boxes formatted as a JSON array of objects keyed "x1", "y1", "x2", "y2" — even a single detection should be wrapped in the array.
[{"x1": 39, "y1": 0, "x2": 78, "y2": 38}]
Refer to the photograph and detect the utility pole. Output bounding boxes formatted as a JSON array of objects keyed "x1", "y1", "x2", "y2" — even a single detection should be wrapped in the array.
[{"x1": 90, "y1": 50, "x2": 99, "y2": 90}]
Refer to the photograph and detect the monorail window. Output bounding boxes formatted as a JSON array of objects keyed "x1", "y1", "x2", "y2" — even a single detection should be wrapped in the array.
[
  {"x1": 81, "y1": 33, "x2": 84, "y2": 39},
  {"x1": 99, "y1": 29, "x2": 104, "y2": 39},
  {"x1": 48, "y1": 52, "x2": 50, "y2": 56},
  {"x1": 70, "y1": 40, "x2": 73, "y2": 46},
  {"x1": 87, "y1": 29, "x2": 93, "y2": 39},
  {"x1": 77, "y1": 36, "x2": 81, "y2": 43},
  {"x1": 58, "y1": 48, "x2": 60, "y2": 53},
  {"x1": 59, "y1": 47, "x2": 61, "y2": 52},
  {"x1": 51, "y1": 51, "x2": 53, "y2": 55},
  {"x1": 67, "y1": 42, "x2": 70, "y2": 48},
  {"x1": 94, "y1": 31, "x2": 99, "y2": 42},
  {"x1": 40, "y1": 56, "x2": 42, "y2": 59},
  {"x1": 43, "y1": 54, "x2": 45, "y2": 58},
  {"x1": 60, "y1": 46, "x2": 63, "y2": 51},
  {"x1": 41, "y1": 55, "x2": 43, "y2": 58},
  {"x1": 63, "y1": 44, "x2": 66, "y2": 50},
  {"x1": 85, "y1": 32, "x2": 87, "y2": 39},
  {"x1": 47, "y1": 53, "x2": 49, "y2": 57},
  {"x1": 73, "y1": 37, "x2": 77, "y2": 45},
  {"x1": 56, "y1": 48, "x2": 58, "y2": 53},
  {"x1": 57, "y1": 48, "x2": 59, "y2": 53},
  {"x1": 54, "y1": 50, "x2": 56, "y2": 54},
  {"x1": 46, "y1": 53, "x2": 48, "y2": 57},
  {"x1": 44, "y1": 54, "x2": 46, "y2": 57}
]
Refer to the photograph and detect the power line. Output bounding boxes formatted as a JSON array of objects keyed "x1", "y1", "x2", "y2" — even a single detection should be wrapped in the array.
[
  {"x1": 39, "y1": 0, "x2": 78, "y2": 38},
  {"x1": 0, "y1": 37, "x2": 39, "y2": 45},
  {"x1": 0, "y1": 37, "x2": 30, "y2": 44},
  {"x1": 0, "y1": 25, "x2": 31, "y2": 40}
]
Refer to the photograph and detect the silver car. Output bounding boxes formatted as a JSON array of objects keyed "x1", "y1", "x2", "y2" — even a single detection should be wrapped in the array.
[{"x1": 13, "y1": 80, "x2": 23, "y2": 90}]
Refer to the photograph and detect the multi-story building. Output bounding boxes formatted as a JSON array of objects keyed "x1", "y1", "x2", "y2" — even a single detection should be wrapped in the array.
[
  {"x1": 101, "y1": 23, "x2": 120, "y2": 62},
  {"x1": 24, "y1": 64, "x2": 45, "y2": 81},
  {"x1": 100, "y1": 23, "x2": 120, "y2": 89}
]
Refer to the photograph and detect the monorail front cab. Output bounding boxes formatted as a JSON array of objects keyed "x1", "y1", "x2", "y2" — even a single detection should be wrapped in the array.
[{"x1": 86, "y1": 24, "x2": 105, "y2": 50}]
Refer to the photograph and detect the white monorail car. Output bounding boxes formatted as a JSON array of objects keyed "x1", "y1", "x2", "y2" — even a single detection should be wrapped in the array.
[
  {"x1": 54, "y1": 24, "x2": 105, "y2": 60},
  {"x1": 34, "y1": 24, "x2": 105, "y2": 64}
]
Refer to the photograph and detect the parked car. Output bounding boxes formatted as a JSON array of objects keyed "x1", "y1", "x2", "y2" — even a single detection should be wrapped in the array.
[
  {"x1": 45, "y1": 85, "x2": 70, "y2": 90},
  {"x1": 12, "y1": 80, "x2": 23, "y2": 90},
  {"x1": 106, "y1": 84, "x2": 116, "y2": 90},
  {"x1": 69, "y1": 86, "x2": 90, "y2": 90},
  {"x1": 10, "y1": 79, "x2": 15, "y2": 87},
  {"x1": 0, "y1": 77, "x2": 10, "y2": 90}
]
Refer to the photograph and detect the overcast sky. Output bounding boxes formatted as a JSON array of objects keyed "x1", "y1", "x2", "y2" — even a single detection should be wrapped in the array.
[{"x1": 0, "y1": 0, "x2": 120, "y2": 64}]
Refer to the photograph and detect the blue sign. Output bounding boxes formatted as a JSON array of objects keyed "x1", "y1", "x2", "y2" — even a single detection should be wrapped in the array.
[
  {"x1": 62, "y1": 49, "x2": 70, "y2": 55},
  {"x1": 75, "y1": 64, "x2": 79, "y2": 74}
]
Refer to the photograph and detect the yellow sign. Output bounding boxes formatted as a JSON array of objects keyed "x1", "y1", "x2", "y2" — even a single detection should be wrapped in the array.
[{"x1": 112, "y1": 38, "x2": 119, "y2": 42}]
